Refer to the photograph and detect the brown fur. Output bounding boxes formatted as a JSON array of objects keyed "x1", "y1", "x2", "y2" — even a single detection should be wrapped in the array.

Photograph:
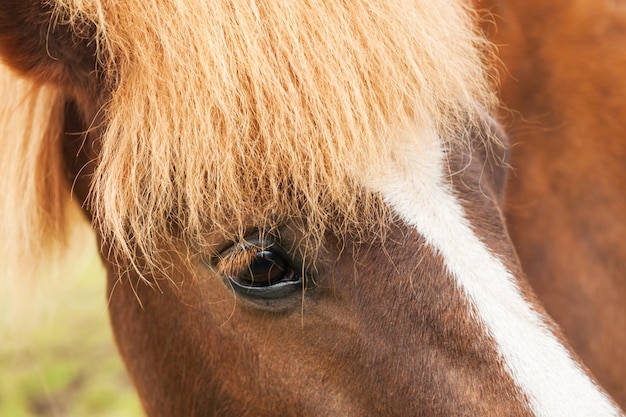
[
  {"x1": 104, "y1": 209, "x2": 533, "y2": 417},
  {"x1": 1, "y1": 0, "x2": 624, "y2": 415},
  {"x1": 481, "y1": 0, "x2": 626, "y2": 407}
]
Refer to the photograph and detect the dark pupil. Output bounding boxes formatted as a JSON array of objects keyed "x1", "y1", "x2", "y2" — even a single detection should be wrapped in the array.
[{"x1": 239, "y1": 250, "x2": 293, "y2": 287}]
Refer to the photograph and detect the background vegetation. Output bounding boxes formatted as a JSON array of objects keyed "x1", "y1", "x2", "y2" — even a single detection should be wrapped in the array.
[{"x1": 0, "y1": 232, "x2": 144, "y2": 417}]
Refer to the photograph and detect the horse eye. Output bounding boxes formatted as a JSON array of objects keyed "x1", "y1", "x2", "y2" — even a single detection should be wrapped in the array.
[
  {"x1": 235, "y1": 250, "x2": 298, "y2": 287},
  {"x1": 214, "y1": 240, "x2": 304, "y2": 300}
]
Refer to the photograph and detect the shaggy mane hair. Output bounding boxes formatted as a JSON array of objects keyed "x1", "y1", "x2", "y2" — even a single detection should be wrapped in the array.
[
  {"x1": 0, "y1": 66, "x2": 69, "y2": 280},
  {"x1": 1, "y1": 0, "x2": 496, "y2": 276}
]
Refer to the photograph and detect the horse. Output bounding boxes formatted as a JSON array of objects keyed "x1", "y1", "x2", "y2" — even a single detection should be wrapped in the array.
[
  {"x1": 480, "y1": 0, "x2": 626, "y2": 406},
  {"x1": 0, "y1": 1, "x2": 623, "y2": 416}
]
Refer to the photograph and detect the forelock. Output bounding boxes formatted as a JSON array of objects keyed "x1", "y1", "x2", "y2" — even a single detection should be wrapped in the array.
[{"x1": 54, "y1": 0, "x2": 496, "y2": 267}]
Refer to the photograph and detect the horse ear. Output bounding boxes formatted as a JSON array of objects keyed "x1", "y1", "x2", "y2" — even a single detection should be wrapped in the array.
[{"x1": 0, "y1": 1, "x2": 98, "y2": 91}]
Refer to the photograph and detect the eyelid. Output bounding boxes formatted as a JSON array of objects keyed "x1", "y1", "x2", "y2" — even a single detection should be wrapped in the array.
[
  {"x1": 216, "y1": 245, "x2": 265, "y2": 279},
  {"x1": 213, "y1": 238, "x2": 280, "y2": 274},
  {"x1": 200, "y1": 235, "x2": 269, "y2": 266}
]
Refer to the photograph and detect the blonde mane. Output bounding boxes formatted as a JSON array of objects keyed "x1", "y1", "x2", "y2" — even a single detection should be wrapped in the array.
[
  {"x1": 1, "y1": 0, "x2": 496, "y2": 276},
  {"x1": 0, "y1": 67, "x2": 69, "y2": 278}
]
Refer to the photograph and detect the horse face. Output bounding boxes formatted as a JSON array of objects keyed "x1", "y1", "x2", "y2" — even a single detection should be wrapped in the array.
[
  {"x1": 1, "y1": 1, "x2": 622, "y2": 416},
  {"x1": 98, "y1": 128, "x2": 531, "y2": 417}
]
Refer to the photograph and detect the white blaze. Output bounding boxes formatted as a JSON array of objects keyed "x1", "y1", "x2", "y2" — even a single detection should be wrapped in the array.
[{"x1": 367, "y1": 130, "x2": 623, "y2": 417}]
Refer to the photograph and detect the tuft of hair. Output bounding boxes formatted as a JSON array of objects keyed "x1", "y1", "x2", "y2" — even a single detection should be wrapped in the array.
[
  {"x1": 4, "y1": 0, "x2": 498, "y2": 278},
  {"x1": 0, "y1": 63, "x2": 69, "y2": 279}
]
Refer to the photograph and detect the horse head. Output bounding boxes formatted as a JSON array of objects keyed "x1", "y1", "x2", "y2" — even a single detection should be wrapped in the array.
[{"x1": 0, "y1": 1, "x2": 622, "y2": 416}]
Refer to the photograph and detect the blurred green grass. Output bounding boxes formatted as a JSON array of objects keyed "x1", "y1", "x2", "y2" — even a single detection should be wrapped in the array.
[{"x1": 0, "y1": 252, "x2": 144, "y2": 417}]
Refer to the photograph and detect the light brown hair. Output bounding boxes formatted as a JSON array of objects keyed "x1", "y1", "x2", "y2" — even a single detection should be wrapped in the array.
[{"x1": 1, "y1": 0, "x2": 496, "y2": 276}]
